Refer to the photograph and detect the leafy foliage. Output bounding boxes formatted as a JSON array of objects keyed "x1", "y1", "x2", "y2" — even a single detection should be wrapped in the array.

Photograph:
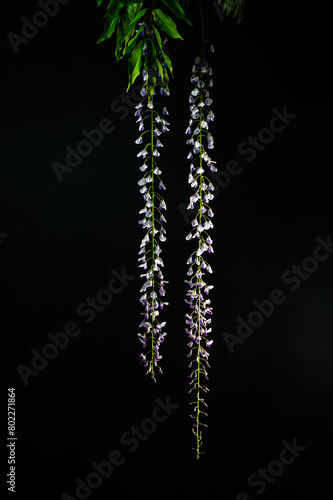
[
  {"x1": 96, "y1": 0, "x2": 191, "y2": 99},
  {"x1": 95, "y1": 0, "x2": 246, "y2": 459},
  {"x1": 161, "y1": 0, "x2": 192, "y2": 25},
  {"x1": 153, "y1": 9, "x2": 183, "y2": 39},
  {"x1": 218, "y1": 0, "x2": 245, "y2": 24}
]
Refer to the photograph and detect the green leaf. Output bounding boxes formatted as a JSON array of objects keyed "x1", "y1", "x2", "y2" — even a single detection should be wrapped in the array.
[
  {"x1": 153, "y1": 27, "x2": 173, "y2": 75},
  {"x1": 161, "y1": 0, "x2": 192, "y2": 26},
  {"x1": 114, "y1": 3, "x2": 139, "y2": 59},
  {"x1": 103, "y1": 0, "x2": 119, "y2": 16},
  {"x1": 115, "y1": 15, "x2": 127, "y2": 60},
  {"x1": 122, "y1": 24, "x2": 145, "y2": 55},
  {"x1": 150, "y1": 38, "x2": 165, "y2": 87},
  {"x1": 120, "y1": 7, "x2": 148, "y2": 42},
  {"x1": 119, "y1": 3, "x2": 144, "y2": 54},
  {"x1": 145, "y1": 45, "x2": 156, "y2": 99},
  {"x1": 125, "y1": 2, "x2": 143, "y2": 21},
  {"x1": 127, "y1": 39, "x2": 144, "y2": 91},
  {"x1": 153, "y1": 9, "x2": 183, "y2": 40},
  {"x1": 97, "y1": 2, "x2": 123, "y2": 43},
  {"x1": 233, "y1": 0, "x2": 245, "y2": 23},
  {"x1": 218, "y1": 0, "x2": 245, "y2": 23},
  {"x1": 155, "y1": 50, "x2": 169, "y2": 90},
  {"x1": 103, "y1": 0, "x2": 139, "y2": 18},
  {"x1": 162, "y1": 63, "x2": 169, "y2": 89},
  {"x1": 156, "y1": 56, "x2": 164, "y2": 84},
  {"x1": 100, "y1": 0, "x2": 140, "y2": 16}
]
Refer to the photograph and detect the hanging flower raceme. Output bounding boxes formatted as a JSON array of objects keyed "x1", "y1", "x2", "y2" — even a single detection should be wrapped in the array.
[
  {"x1": 95, "y1": 0, "x2": 246, "y2": 459},
  {"x1": 136, "y1": 65, "x2": 170, "y2": 383},
  {"x1": 185, "y1": 49, "x2": 216, "y2": 458}
]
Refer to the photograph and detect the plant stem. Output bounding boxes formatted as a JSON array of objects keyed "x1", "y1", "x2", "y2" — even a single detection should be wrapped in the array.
[
  {"x1": 196, "y1": 68, "x2": 205, "y2": 460},
  {"x1": 150, "y1": 97, "x2": 156, "y2": 379},
  {"x1": 199, "y1": 0, "x2": 205, "y2": 54}
]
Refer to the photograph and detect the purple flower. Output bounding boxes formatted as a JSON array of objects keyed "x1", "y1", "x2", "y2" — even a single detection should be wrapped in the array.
[
  {"x1": 136, "y1": 83, "x2": 170, "y2": 382},
  {"x1": 185, "y1": 52, "x2": 218, "y2": 458}
]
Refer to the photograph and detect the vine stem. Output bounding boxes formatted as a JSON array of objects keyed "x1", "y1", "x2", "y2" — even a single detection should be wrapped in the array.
[
  {"x1": 150, "y1": 95, "x2": 156, "y2": 379},
  {"x1": 199, "y1": 0, "x2": 205, "y2": 54},
  {"x1": 195, "y1": 65, "x2": 205, "y2": 459}
]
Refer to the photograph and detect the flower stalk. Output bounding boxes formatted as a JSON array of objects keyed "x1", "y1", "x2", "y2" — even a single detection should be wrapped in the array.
[
  {"x1": 136, "y1": 25, "x2": 170, "y2": 382},
  {"x1": 185, "y1": 48, "x2": 217, "y2": 458}
]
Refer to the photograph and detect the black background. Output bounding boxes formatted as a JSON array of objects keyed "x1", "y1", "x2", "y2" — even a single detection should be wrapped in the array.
[{"x1": 1, "y1": 0, "x2": 333, "y2": 499}]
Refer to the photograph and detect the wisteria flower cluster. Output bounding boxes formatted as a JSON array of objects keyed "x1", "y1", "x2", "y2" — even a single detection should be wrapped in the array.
[
  {"x1": 96, "y1": 0, "x2": 246, "y2": 458},
  {"x1": 136, "y1": 75, "x2": 170, "y2": 383},
  {"x1": 185, "y1": 49, "x2": 217, "y2": 458}
]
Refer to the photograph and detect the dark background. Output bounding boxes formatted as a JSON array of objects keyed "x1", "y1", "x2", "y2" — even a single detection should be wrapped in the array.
[{"x1": 1, "y1": 0, "x2": 333, "y2": 499}]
